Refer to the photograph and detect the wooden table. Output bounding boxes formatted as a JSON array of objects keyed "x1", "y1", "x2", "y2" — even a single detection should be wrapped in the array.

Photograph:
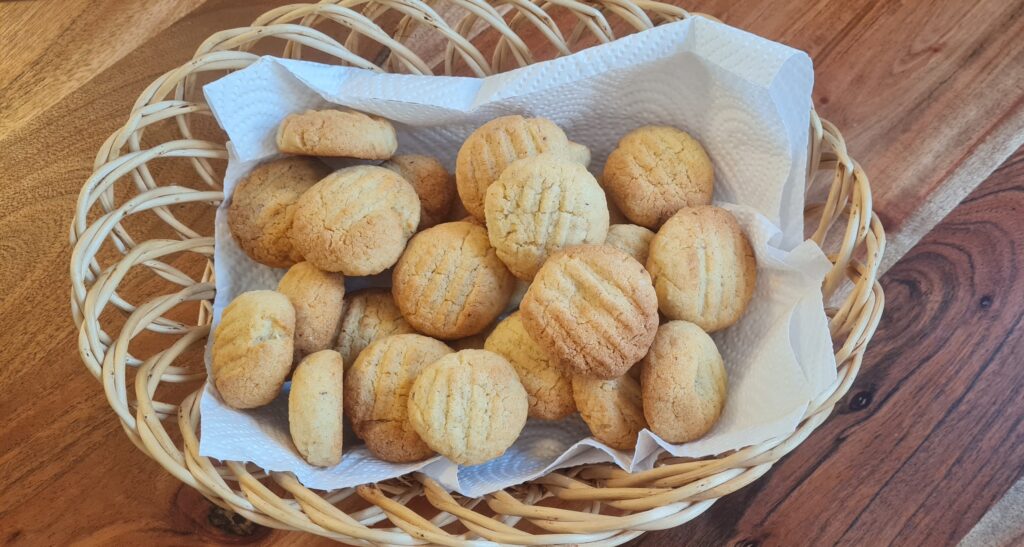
[{"x1": 1, "y1": 1, "x2": 1021, "y2": 545}]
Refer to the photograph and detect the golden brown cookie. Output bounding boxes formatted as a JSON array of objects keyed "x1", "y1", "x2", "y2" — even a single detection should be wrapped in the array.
[
  {"x1": 392, "y1": 221, "x2": 515, "y2": 339},
  {"x1": 647, "y1": 206, "x2": 756, "y2": 332},
  {"x1": 291, "y1": 165, "x2": 420, "y2": 275},
  {"x1": 604, "y1": 224, "x2": 655, "y2": 265},
  {"x1": 334, "y1": 288, "x2": 416, "y2": 369},
  {"x1": 211, "y1": 290, "x2": 295, "y2": 409},
  {"x1": 276, "y1": 109, "x2": 397, "y2": 159},
  {"x1": 572, "y1": 371, "x2": 646, "y2": 450},
  {"x1": 455, "y1": 115, "x2": 584, "y2": 220},
  {"x1": 521, "y1": 245, "x2": 659, "y2": 379},
  {"x1": 228, "y1": 157, "x2": 330, "y2": 268},
  {"x1": 641, "y1": 321, "x2": 727, "y2": 442},
  {"x1": 344, "y1": 334, "x2": 452, "y2": 462},
  {"x1": 407, "y1": 349, "x2": 528, "y2": 465},
  {"x1": 485, "y1": 312, "x2": 575, "y2": 420},
  {"x1": 277, "y1": 262, "x2": 345, "y2": 361},
  {"x1": 383, "y1": 154, "x2": 455, "y2": 230},
  {"x1": 484, "y1": 154, "x2": 609, "y2": 280},
  {"x1": 603, "y1": 125, "x2": 714, "y2": 229},
  {"x1": 289, "y1": 350, "x2": 345, "y2": 466}
]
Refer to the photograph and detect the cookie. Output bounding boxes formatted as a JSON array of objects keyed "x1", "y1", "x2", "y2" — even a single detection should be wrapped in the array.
[
  {"x1": 334, "y1": 288, "x2": 415, "y2": 369},
  {"x1": 566, "y1": 141, "x2": 591, "y2": 167},
  {"x1": 485, "y1": 312, "x2": 575, "y2": 420},
  {"x1": 641, "y1": 321, "x2": 727, "y2": 443},
  {"x1": 604, "y1": 224, "x2": 655, "y2": 265},
  {"x1": 383, "y1": 155, "x2": 456, "y2": 230},
  {"x1": 211, "y1": 290, "x2": 295, "y2": 409},
  {"x1": 647, "y1": 206, "x2": 756, "y2": 331},
  {"x1": 407, "y1": 349, "x2": 528, "y2": 465},
  {"x1": 277, "y1": 262, "x2": 345, "y2": 361},
  {"x1": 392, "y1": 221, "x2": 515, "y2": 339},
  {"x1": 289, "y1": 350, "x2": 345, "y2": 466},
  {"x1": 603, "y1": 125, "x2": 714, "y2": 229},
  {"x1": 227, "y1": 157, "x2": 330, "y2": 268},
  {"x1": 521, "y1": 245, "x2": 659, "y2": 379},
  {"x1": 344, "y1": 334, "x2": 452, "y2": 462},
  {"x1": 484, "y1": 154, "x2": 609, "y2": 280},
  {"x1": 572, "y1": 371, "x2": 646, "y2": 450},
  {"x1": 291, "y1": 165, "x2": 420, "y2": 275},
  {"x1": 276, "y1": 109, "x2": 397, "y2": 159},
  {"x1": 455, "y1": 115, "x2": 584, "y2": 220}
]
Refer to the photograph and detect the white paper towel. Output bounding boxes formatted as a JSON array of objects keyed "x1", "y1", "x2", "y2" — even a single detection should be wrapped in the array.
[{"x1": 199, "y1": 16, "x2": 835, "y2": 498}]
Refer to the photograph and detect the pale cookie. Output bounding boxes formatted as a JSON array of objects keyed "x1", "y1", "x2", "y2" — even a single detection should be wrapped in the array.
[
  {"x1": 276, "y1": 109, "x2": 397, "y2": 159},
  {"x1": 455, "y1": 115, "x2": 584, "y2": 220},
  {"x1": 485, "y1": 154, "x2": 609, "y2": 280},
  {"x1": 291, "y1": 165, "x2": 420, "y2": 275},
  {"x1": 605, "y1": 224, "x2": 655, "y2": 265},
  {"x1": 572, "y1": 371, "x2": 646, "y2": 450},
  {"x1": 344, "y1": 334, "x2": 452, "y2": 462},
  {"x1": 603, "y1": 125, "x2": 714, "y2": 229},
  {"x1": 641, "y1": 321, "x2": 727, "y2": 443},
  {"x1": 647, "y1": 206, "x2": 756, "y2": 331},
  {"x1": 334, "y1": 288, "x2": 415, "y2": 369},
  {"x1": 383, "y1": 154, "x2": 456, "y2": 230},
  {"x1": 407, "y1": 349, "x2": 528, "y2": 465},
  {"x1": 392, "y1": 221, "x2": 515, "y2": 339},
  {"x1": 277, "y1": 262, "x2": 345, "y2": 361},
  {"x1": 521, "y1": 245, "x2": 659, "y2": 379},
  {"x1": 211, "y1": 291, "x2": 295, "y2": 409},
  {"x1": 566, "y1": 141, "x2": 591, "y2": 167},
  {"x1": 228, "y1": 157, "x2": 330, "y2": 268},
  {"x1": 289, "y1": 350, "x2": 345, "y2": 466},
  {"x1": 485, "y1": 312, "x2": 575, "y2": 420}
]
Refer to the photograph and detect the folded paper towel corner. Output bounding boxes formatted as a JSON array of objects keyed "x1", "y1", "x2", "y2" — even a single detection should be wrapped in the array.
[{"x1": 199, "y1": 16, "x2": 834, "y2": 497}]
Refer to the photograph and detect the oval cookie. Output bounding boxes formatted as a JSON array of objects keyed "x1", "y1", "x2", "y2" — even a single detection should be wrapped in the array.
[
  {"x1": 276, "y1": 109, "x2": 397, "y2": 159},
  {"x1": 573, "y1": 371, "x2": 647, "y2": 450},
  {"x1": 334, "y1": 288, "x2": 415, "y2": 369},
  {"x1": 289, "y1": 350, "x2": 345, "y2": 466},
  {"x1": 277, "y1": 262, "x2": 345, "y2": 361}
]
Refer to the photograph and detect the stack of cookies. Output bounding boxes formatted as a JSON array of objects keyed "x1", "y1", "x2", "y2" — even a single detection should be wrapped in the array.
[{"x1": 212, "y1": 108, "x2": 757, "y2": 467}]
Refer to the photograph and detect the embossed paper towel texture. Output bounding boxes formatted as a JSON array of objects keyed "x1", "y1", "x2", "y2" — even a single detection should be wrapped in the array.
[{"x1": 200, "y1": 16, "x2": 834, "y2": 497}]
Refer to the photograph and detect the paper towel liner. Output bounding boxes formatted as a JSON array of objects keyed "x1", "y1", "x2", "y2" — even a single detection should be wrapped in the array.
[{"x1": 199, "y1": 16, "x2": 836, "y2": 498}]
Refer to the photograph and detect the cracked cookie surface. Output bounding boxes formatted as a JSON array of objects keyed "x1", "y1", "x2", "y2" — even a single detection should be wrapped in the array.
[
  {"x1": 485, "y1": 154, "x2": 609, "y2": 280},
  {"x1": 392, "y1": 221, "x2": 514, "y2": 339},
  {"x1": 344, "y1": 334, "x2": 452, "y2": 462},
  {"x1": 383, "y1": 154, "x2": 455, "y2": 230},
  {"x1": 289, "y1": 350, "x2": 345, "y2": 466},
  {"x1": 228, "y1": 157, "x2": 330, "y2": 268},
  {"x1": 641, "y1": 321, "x2": 726, "y2": 443},
  {"x1": 647, "y1": 205, "x2": 756, "y2": 332},
  {"x1": 276, "y1": 109, "x2": 397, "y2": 159},
  {"x1": 573, "y1": 370, "x2": 646, "y2": 450},
  {"x1": 603, "y1": 125, "x2": 713, "y2": 229},
  {"x1": 291, "y1": 165, "x2": 420, "y2": 275},
  {"x1": 407, "y1": 349, "x2": 528, "y2": 465},
  {"x1": 335, "y1": 288, "x2": 415, "y2": 369},
  {"x1": 277, "y1": 262, "x2": 345, "y2": 361},
  {"x1": 521, "y1": 245, "x2": 659, "y2": 379}
]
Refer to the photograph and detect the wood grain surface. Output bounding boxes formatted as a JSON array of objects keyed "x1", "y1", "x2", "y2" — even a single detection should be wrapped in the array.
[{"x1": 0, "y1": 0, "x2": 1021, "y2": 545}]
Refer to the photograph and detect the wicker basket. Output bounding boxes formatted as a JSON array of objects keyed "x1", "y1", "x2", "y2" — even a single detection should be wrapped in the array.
[{"x1": 70, "y1": 1, "x2": 885, "y2": 544}]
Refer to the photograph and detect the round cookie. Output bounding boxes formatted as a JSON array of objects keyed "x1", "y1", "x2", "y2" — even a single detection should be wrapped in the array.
[
  {"x1": 383, "y1": 155, "x2": 455, "y2": 230},
  {"x1": 277, "y1": 262, "x2": 345, "y2": 361},
  {"x1": 392, "y1": 221, "x2": 515, "y2": 339},
  {"x1": 289, "y1": 350, "x2": 345, "y2": 466},
  {"x1": 647, "y1": 206, "x2": 756, "y2": 332},
  {"x1": 603, "y1": 125, "x2": 714, "y2": 229},
  {"x1": 334, "y1": 288, "x2": 415, "y2": 369},
  {"x1": 407, "y1": 349, "x2": 528, "y2": 465},
  {"x1": 485, "y1": 312, "x2": 575, "y2": 420},
  {"x1": 291, "y1": 165, "x2": 420, "y2": 275},
  {"x1": 485, "y1": 154, "x2": 609, "y2": 280},
  {"x1": 641, "y1": 321, "x2": 727, "y2": 443},
  {"x1": 572, "y1": 372, "x2": 646, "y2": 450},
  {"x1": 604, "y1": 224, "x2": 655, "y2": 265},
  {"x1": 455, "y1": 115, "x2": 584, "y2": 220},
  {"x1": 211, "y1": 290, "x2": 295, "y2": 409},
  {"x1": 344, "y1": 334, "x2": 452, "y2": 462},
  {"x1": 276, "y1": 109, "x2": 397, "y2": 159},
  {"x1": 521, "y1": 245, "x2": 659, "y2": 379},
  {"x1": 228, "y1": 157, "x2": 330, "y2": 268}
]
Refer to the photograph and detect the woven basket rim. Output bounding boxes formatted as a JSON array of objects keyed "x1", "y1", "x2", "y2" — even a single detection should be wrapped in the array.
[{"x1": 69, "y1": 2, "x2": 886, "y2": 544}]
